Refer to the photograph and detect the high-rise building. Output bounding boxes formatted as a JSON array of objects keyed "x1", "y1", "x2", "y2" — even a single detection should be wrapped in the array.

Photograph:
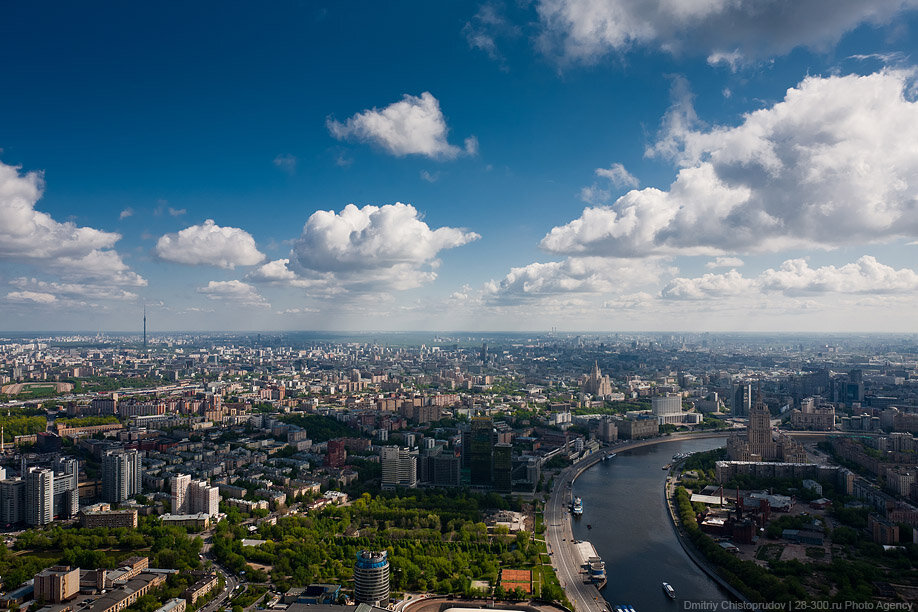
[
  {"x1": 492, "y1": 443, "x2": 512, "y2": 493},
  {"x1": 171, "y1": 474, "x2": 191, "y2": 513},
  {"x1": 469, "y1": 416, "x2": 494, "y2": 487},
  {"x1": 728, "y1": 395, "x2": 807, "y2": 463},
  {"x1": 53, "y1": 458, "x2": 79, "y2": 519},
  {"x1": 102, "y1": 450, "x2": 141, "y2": 503},
  {"x1": 380, "y1": 446, "x2": 417, "y2": 490},
  {"x1": 26, "y1": 467, "x2": 54, "y2": 526},
  {"x1": 582, "y1": 361, "x2": 613, "y2": 397},
  {"x1": 188, "y1": 480, "x2": 220, "y2": 517},
  {"x1": 732, "y1": 383, "x2": 752, "y2": 417},
  {"x1": 652, "y1": 394, "x2": 684, "y2": 425},
  {"x1": 0, "y1": 478, "x2": 25, "y2": 525},
  {"x1": 354, "y1": 550, "x2": 389, "y2": 606},
  {"x1": 419, "y1": 448, "x2": 460, "y2": 487}
]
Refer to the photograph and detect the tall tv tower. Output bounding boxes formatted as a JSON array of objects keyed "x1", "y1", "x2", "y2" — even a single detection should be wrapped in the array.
[{"x1": 143, "y1": 304, "x2": 147, "y2": 350}]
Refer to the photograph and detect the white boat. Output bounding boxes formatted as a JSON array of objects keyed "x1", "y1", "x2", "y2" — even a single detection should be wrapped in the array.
[
  {"x1": 572, "y1": 496, "x2": 583, "y2": 516},
  {"x1": 662, "y1": 582, "x2": 676, "y2": 599}
]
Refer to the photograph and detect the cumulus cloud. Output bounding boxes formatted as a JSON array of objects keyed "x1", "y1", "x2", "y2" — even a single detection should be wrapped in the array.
[
  {"x1": 155, "y1": 219, "x2": 265, "y2": 269},
  {"x1": 11, "y1": 277, "x2": 140, "y2": 301},
  {"x1": 0, "y1": 161, "x2": 120, "y2": 259},
  {"x1": 664, "y1": 256, "x2": 918, "y2": 300},
  {"x1": 6, "y1": 291, "x2": 56, "y2": 304},
  {"x1": 707, "y1": 257, "x2": 744, "y2": 269},
  {"x1": 536, "y1": 0, "x2": 918, "y2": 63},
  {"x1": 759, "y1": 256, "x2": 918, "y2": 295},
  {"x1": 327, "y1": 92, "x2": 475, "y2": 160},
  {"x1": 289, "y1": 202, "x2": 479, "y2": 290},
  {"x1": 0, "y1": 159, "x2": 145, "y2": 301},
  {"x1": 580, "y1": 162, "x2": 639, "y2": 204},
  {"x1": 542, "y1": 70, "x2": 918, "y2": 258},
  {"x1": 662, "y1": 269, "x2": 754, "y2": 300},
  {"x1": 707, "y1": 50, "x2": 745, "y2": 72},
  {"x1": 485, "y1": 256, "x2": 665, "y2": 303},
  {"x1": 248, "y1": 259, "x2": 299, "y2": 283},
  {"x1": 595, "y1": 162, "x2": 639, "y2": 188},
  {"x1": 197, "y1": 280, "x2": 269, "y2": 308}
]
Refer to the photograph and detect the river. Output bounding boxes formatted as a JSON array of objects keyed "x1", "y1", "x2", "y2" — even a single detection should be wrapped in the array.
[{"x1": 570, "y1": 436, "x2": 730, "y2": 610}]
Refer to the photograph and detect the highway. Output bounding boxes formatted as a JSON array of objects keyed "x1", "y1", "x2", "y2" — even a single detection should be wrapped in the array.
[
  {"x1": 199, "y1": 564, "x2": 238, "y2": 612},
  {"x1": 545, "y1": 451, "x2": 608, "y2": 612}
]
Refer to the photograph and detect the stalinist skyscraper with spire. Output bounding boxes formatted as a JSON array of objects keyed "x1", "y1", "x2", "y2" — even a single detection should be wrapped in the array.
[
  {"x1": 143, "y1": 306, "x2": 147, "y2": 350},
  {"x1": 581, "y1": 361, "x2": 613, "y2": 397}
]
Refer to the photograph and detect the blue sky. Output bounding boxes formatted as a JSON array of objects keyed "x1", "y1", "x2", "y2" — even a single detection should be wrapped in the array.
[{"x1": 2, "y1": 1, "x2": 918, "y2": 332}]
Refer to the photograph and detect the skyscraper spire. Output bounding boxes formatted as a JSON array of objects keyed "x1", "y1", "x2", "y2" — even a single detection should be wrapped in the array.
[{"x1": 143, "y1": 305, "x2": 147, "y2": 350}]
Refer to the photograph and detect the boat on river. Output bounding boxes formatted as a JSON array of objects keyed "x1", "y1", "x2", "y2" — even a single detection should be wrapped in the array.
[
  {"x1": 662, "y1": 582, "x2": 676, "y2": 599},
  {"x1": 572, "y1": 496, "x2": 583, "y2": 516}
]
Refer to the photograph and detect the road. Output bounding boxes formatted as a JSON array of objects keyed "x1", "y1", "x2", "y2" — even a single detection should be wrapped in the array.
[
  {"x1": 199, "y1": 531, "x2": 241, "y2": 612},
  {"x1": 199, "y1": 564, "x2": 238, "y2": 612},
  {"x1": 545, "y1": 451, "x2": 608, "y2": 612}
]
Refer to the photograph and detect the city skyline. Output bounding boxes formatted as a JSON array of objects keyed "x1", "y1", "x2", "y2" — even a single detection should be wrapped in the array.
[{"x1": 2, "y1": 2, "x2": 918, "y2": 332}]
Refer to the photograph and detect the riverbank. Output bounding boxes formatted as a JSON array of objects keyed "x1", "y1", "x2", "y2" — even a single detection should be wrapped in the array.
[
  {"x1": 663, "y1": 466, "x2": 747, "y2": 603},
  {"x1": 547, "y1": 431, "x2": 736, "y2": 610}
]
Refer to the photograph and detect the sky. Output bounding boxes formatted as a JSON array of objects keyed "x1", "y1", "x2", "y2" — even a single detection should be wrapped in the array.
[{"x1": 2, "y1": 1, "x2": 918, "y2": 333}]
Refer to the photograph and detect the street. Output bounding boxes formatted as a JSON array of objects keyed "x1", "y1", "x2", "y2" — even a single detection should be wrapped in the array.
[{"x1": 544, "y1": 452, "x2": 608, "y2": 612}]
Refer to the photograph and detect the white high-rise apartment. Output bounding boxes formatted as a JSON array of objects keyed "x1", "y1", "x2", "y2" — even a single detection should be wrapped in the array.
[
  {"x1": 26, "y1": 467, "x2": 54, "y2": 526},
  {"x1": 189, "y1": 480, "x2": 220, "y2": 517},
  {"x1": 102, "y1": 450, "x2": 141, "y2": 503},
  {"x1": 171, "y1": 474, "x2": 191, "y2": 514},
  {"x1": 380, "y1": 446, "x2": 417, "y2": 490},
  {"x1": 652, "y1": 394, "x2": 684, "y2": 425}
]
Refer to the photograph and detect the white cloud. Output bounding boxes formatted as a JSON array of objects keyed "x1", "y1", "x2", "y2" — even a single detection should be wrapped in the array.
[
  {"x1": 580, "y1": 162, "x2": 639, "y2": 204},
  {"x1": 463, "y1": 2, "x2": 520, "y2": 67},
  {"x1": 327, "y1": 92, "x2": 474, "y2": 160},
  {"x1": 277, "y1": 307, "x2": 320, "y2": 315},
  {"x1": 759, "y1": 256, "x2": 918, "y2": 295},
  {"x1": 119, "y1": 208, "x2": 134, "y2": 220},
  {"x1": 664, "y1": 256, "x2": 918, "y2": 300},
  {"x1": 420, "y1": 170, "x2": 440, "y2": 183},
  {"x1": 579, "y1": 185, "x2": 610, "y2": 204},
  {"x1": 53, "y1": 250, "x2": 147, "y2": 286},
  {"x1": 662, "y1": 269, "x2": 754, "y2": 300},
  {"x1": 289, "y1": 202, "x2": 479, "y2": 290},
  {"x1": 595, "y1": 162, "x2": 639, "y2": 188},
  {"x1": 464, "y1": 136, "x2": 479, "y2": 156},
  {"x1": 197, "y1": 280, "x2": 269, "y2": 308},
  {"x1": 0, "y1": 161, "x2": 120, "y2": 259},
  {"x1": 707, "y1": 50, "x2": 745, "y2": 72},
  {"x1": 273, "y1": 154, "x2": 297, "y2": 174},
  {"x1": 542, "y1": 70, "x2": 918, "y2": 258},
  {"x1": 168, "y1": 207, "x2": 186, "y2": 217},
  {"x1": 155, "y1": 219, "x2": 265, "y2": 269},
  {"x1": 536, "y1": 0, "x2": 918, "y2": 63},
  {"x1": 0, "y1": 159, "x2": 145, "y2": 300},
  {"x1": 706, "y1": 256, "x2": 744, "y2": 269},
  {"x1": 248, "y1": 259, "x2": 299, "y2": 283},
  {"x1": 11, "y1": 277, "x2": 140, "y2": 301},
  {"x1": 6, "y1": 291, "x2": 56, "y2": 304},
  {"x1": 486, "y1": 256, "x2": 665, "y2": 303}
]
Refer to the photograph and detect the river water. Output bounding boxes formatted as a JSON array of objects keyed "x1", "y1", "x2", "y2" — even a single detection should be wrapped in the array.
[{"x1": 570, "y1": 436, "x2": 730, "y2": 611}]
